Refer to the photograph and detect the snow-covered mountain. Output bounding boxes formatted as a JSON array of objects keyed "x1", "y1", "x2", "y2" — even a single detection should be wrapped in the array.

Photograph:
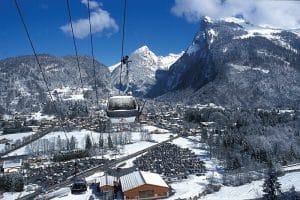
[
  {"x1": 110, "y1": 46, "x2": 183, "y2": 96},
  {"x1": 0, "y1": 55, "x2": 111, "y2": 114},
  {"x1": 149, "y1": 16, "x2": 300, "y2": 109}
]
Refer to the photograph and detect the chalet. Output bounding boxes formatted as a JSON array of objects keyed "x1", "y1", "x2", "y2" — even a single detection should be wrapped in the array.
[
  {"x1": 96, "y1": 173, "x2": 116, "y2": 192},
  {"x1": 3, "y1": 159, "x2": 22, "y2": 173},
  {"x1": 120, "y1": 171, "x2": 169, "y2": 200}
]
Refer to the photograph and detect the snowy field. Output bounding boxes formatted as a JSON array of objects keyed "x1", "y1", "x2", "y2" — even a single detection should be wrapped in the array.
[
  {"x1": 11, "y1": 125, "x2": 174, "y2": 200},
  {"x1": 0, "y1": 131, "x2": 35, "y2": 152},
  {"x1": 169, "y1": 136, "x2": 300, "y2": 200},
  {"x1": 167, "y1": 136, "x2": 223, "y2": 199},
  {"x1": 30, "y1": 112, "x2": 55, "y2": 121},
  {"x1": 282, "y1": 163, "x2": 300, "y2": 172},
  {"x1": 202, "y1": 172, "x2": 300, "y2": 200},
  {"x1": 6, "y1": 125, "x2": 173, "y2": 157}
]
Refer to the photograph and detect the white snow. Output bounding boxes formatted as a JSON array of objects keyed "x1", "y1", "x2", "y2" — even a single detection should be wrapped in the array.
[
  {"x1": 253, "y1": 67, "x2": 269, "y2": 74},
  {"x1": 6, "y1": 129, "x2": 99, "y2": 156},
  {"x1": 187, "y1": 43, "x2": 200, "y2": 55},
  {"x1": 141, "y1": 171, "x2": 169, "y2": 188},
  {"x1": 167, "y1": 175, "x2": 208, "y2": 200},
  {"x1": 0, "y1": 132, "x2": 36, "y2": 152},
  {"x1": 108, "y1": 62, "x2": 121, "y2": 72},
  {"x1": 222, "y1": 17, "x2": 246, "y2": 24},
  {"x1": 192, "y1": 103, "x2": 225, "y2": 111},
  {"x1": 157, "y1": 52, "x2": 184, "y2": 70},
  {"x1": 142, "y1": 125, "x2": 169, "y2": 134},
  {"x1": 232, "y1": 23, "x2": 298, "y2": 53},
  {"x1": 204, "y1": 16, "x2": 213, "y2": 23},
  {"x1": 0, "y1": 132, "x2": 35, "y2": 142},
  {"x1": 110, "y1": 46, "x2": 182, "y2": 73},
  {"x1": 50, "y1": 187, "x2": 90, "y2": 200},
  {"x1": 51, "y1": 86, "x2": 89, "y2": 101},
  {"x1": 166, "y1": 148, "x2": 300, "y2": 200},
  {"x1": 208, "y1": 29, "x2": 218, "y2": 43},
  {"x1": 230, "y1": 64, "x2": 251, "y2": 72},
  {"x1": 230, "y1": 64, "x2": 269, "y2": 74},
  {"x1": 235, "y1": 27, "x2": 281, "y2": 40},
  {"x1": 2, "y1": 190, "x2": 34, "y2": 200},
  {"x1": 282, "y1": 163, "x2": 300, "y2": 171},
  {"x1": 257, "y1": 50, "x2": 290, "y2": 66},
  {"x1": 30, "y1": 112, "x2": 55, "y2": 121},
  {"x1": 6, "y1": 126, "x2": 174, "y2": 157},
  {"x1": 203, "y1": 172, "x2": 300, "y2": 200},
  {"x1": 168, "y1": 136, "x2": 223, "y2": 199}
]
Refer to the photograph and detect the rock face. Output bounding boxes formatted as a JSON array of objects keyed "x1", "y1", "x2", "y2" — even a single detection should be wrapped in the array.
[
  {"x1": 110, "y1": 46, "x2": 183, "y2": 96},
  {"x1": 149, "y1": 17, "x2": 300, "y2": 109},
  {"x1": 0, "y1": 54, "x2": 110, "y2": 113}
]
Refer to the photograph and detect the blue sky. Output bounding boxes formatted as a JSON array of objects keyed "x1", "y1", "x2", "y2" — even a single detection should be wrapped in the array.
[
  {"x1": 0, "y1": 0, "x2": 199, "y2": 66},
  {"x1": 1, "y1": 0, "x2": 299, "y2": 66}
]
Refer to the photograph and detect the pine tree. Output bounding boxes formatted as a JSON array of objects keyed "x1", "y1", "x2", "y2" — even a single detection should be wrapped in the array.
[
  {"x1": 108, "y1": 134, "x2": 113, "y2": 149},
  {"x1": 70, "y1": 136, "x2": 77, "y2": 150},
  {"x1": 99, "y1": 135, "x2": 104, "y2": 149},
  {"x1": 289, "y1": 185, "x2": 297, "y2": 199},
  {"x1": 263, "y1": 167, "x2": 281, "y2": 200},
  {"x1": 56, "y1": 135, "x2": 62, "y2": 151},
  {"x1": 85, "y1": 135, "x2": 92, "y2": 151},
  {"x1": 201, "y1": 128, "x2": 208, "y2": 142}
]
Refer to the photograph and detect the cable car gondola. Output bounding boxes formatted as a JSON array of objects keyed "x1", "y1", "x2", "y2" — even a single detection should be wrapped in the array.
[
  {"x1": 71, "y1": 177, "x2": 87, "y2": 194},
  {"x1": 106, "y1": 95, "x2": 139, "y2": 123}
]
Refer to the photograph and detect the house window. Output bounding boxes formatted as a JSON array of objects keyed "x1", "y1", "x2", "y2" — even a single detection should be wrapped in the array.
[{"x1": 139, "y1": 190, "x2": 154, "y2": 198}]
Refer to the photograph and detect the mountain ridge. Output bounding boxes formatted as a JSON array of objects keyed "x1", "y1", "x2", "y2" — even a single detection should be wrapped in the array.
[
  {"x1": 110, "y1": 45, "x2": 183, "y2": 96},
  {"x1": 149, "y1": 16, "x2": 300, "y2": 109}
]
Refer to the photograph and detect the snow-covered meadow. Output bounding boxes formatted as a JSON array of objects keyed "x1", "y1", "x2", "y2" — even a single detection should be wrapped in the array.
[{"x1": 6, "y1": 125, "x2": 174, "y2": 158}]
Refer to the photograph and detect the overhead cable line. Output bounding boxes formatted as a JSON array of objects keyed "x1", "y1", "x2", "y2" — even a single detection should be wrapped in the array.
[
  {"x1": 13, "y1": 0, "x2": 69, "y2": 145},
  {"x1": 119, "y1": 0, "x2": 128, "y2": 94},
  {"x1": 65, "y1": 0, "x2": 89, "y2": 113},
  {"x1": 87, "y1": 0, "x2": 99, "y2": 110}
]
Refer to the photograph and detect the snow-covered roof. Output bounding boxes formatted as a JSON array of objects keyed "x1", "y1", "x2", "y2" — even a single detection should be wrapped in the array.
[
  {"x1": 96, "y1": 174, "x2": 116, "y2": 187},
  {"x1": 120, "y1": 171, "x2": 168, "y2": 192},
  {"x1": 3, "y1": 159, "x2": 22, "y2": 169}
]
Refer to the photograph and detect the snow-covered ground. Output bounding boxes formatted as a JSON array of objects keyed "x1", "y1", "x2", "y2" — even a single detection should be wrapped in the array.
[
  {"x1": 2, "y1": 184, "x2": 39, "y2": 200},
  {"x1": 51, "y1": 188, "x2": 92, "y2": 200},
  {"x1": 202, "y1": 172, "x2": 300, "y2": 200},
  {"x1": 229, "y1": 63, "x2": 269, "y2": 74},
  {"x1": 0, "y1": 132, "x2": 35, "y2": 142},
  {"x1": 2, "y1": 191, "x2": 32, "y2": 200},
  {"x1": 6, "y1": 125, "x2": 174, "y2": 157},
  {"x1": 30, "y1": 112, "x2": 54, "y2": 121},
  {"x1": 0, "y1": 131, "x2": 36, "y2": 152},
  {"x1": 282, "y1": 163, "x2": 300, "y2": 172},
  {"x1": 167, "y1": 136, "x2": 223, "y2": 199},
  {"x1": 29, "y1": 125, "x2": 173, "y2": 200},
  {"x1": 169, "y1": 136, "x2": 300, "y2": 200}
]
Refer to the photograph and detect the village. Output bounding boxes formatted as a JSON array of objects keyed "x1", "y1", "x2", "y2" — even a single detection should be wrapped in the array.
[
  {"x1": 1, "y1": 103, "x2": 299, "y2": 200},
  {"x1": 0, "y1": 102, "x2": 222, "y2": 200}
]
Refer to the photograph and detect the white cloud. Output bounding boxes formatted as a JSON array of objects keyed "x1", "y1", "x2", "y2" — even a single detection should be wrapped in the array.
[
  {"x1": 80, "y1": 0, "x2": 101, "y2": 9},
  {"x1": 171, "y1": 0, "x2": 300, "y2": 29},
  {"x1": 60, "y1": 1, "x2": 118, "y2": 39}
]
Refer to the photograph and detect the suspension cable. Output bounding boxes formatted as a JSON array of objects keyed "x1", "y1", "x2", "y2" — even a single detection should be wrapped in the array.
[
  {"x1": 119, "y1": 0, "x2": 128, "y2": 94},
  {"x1": 87, "y1": 0, "x2": 99, "y2": 110},
  {"x1": 66, "y1": 0, "x2": 89, "y2": 113},
  {"x1": 13, "y1": 0, "x2": 69, "y2": 145}
]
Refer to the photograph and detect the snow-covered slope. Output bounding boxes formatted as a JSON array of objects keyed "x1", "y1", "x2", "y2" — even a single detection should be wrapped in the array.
[
  {"x1": 150, "y1": 16, "x2": 300, "y2": 109},
  {"x1": 110, "y1": 46, "x2": 183, "y2": 96},
  {"x1": 0, "y1": 55, "x2": 111, "y2": 114}
]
